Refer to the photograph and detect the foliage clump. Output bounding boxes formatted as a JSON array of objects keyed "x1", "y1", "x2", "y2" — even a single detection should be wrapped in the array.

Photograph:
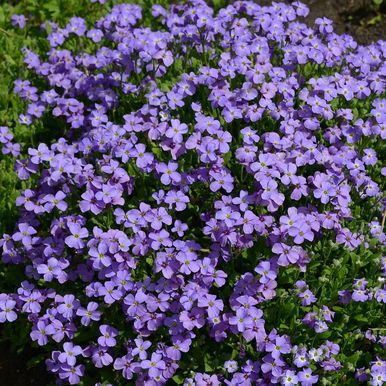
[{"x1": 0, "y1": 0, "x2": 386, "y2": 385}]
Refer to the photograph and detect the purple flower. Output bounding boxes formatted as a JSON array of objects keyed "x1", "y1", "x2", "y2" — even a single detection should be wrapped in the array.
[
  {"x1": 224, "y1": 360, "x2": 238, "y2": 373},
  {"x1": 164, "y1": 190, "x2": 189, "y2": 211},
  {"x1": 130, "y1": 144, "x2": 154, "y2": 169},
  {"x1": 255, "y1": 261, "x2": 277, "y2": 283},
  {"x1": 156, "y1": 161, "x2": 181, "y2": 185},
  {"x1": 298, "y1": 289, "x2": 317, "y2": 306},
  {"x1": 98, "y1": 324, "x2": 118, "y2": 347},
  {"x1": 99, "y1": 281, "x2": 121, "y2": 304},
  {"x1": 165, "y1": 119, "x2": 188, "y2": 143},
  {"x1": 58, "y1": 342, "x2": 83, "y2": 366},
  {"x1": 79, "y1": 190, "x2": 103, "y2": 215},
  {"x1": 65, "y1": 223, "x2": 89, "y2": 249},
  {"x1": 58, "y1": 364, "x2": 85, "y2": 385},
  {"x1": 12, "y1": 223, "x2": 37, "y2": 247},
  {"x1": 210, "y1": 171, "x2": 234, "y2": 193},
  {"x1": 149, "y1": 229, "x2": 172, "y2": 250},
  {"x1": 0, "y1": 298, "x2": 17, "y2": 322},
  {"x1": 42, "y1": 191, "x2": 68, "y2": 212},
  {"x1": 229, "y1": 308, "x2": 253, "y2": 333},
  {"x1": 76, "y1": 302, "x2": 101, "y2": 326},
  {"x1": 57, "y1": 295, "x2": 78, "y2": 319},
  {"x1": 11, "y1": 14, "x2": 27, "y2": 28},
  {"x1": 272, "y1": 243, "x2": 300, "y2": 266},
  {"x1": 141, "y1": 353, "x2": 166, "y2": 378},
  {"x1": 282, "y1": 369, "x2": 298, "y2": 386},
  {"x1": 352, "y1": 289, "x2": 369, "y2": 302},
  {"x1": 132, "y1": 338, "x2": 151, "y2": 360},
  {"x1": 30, "y1": 320, "x2": 55, "y2": 346},
  {"x1": 37, "y1": 257, "x2": 65, "y2": 283},
  {"x1": 171, "y1": 220, "x2": 188, "y2": 236},
  {"x1": 166, "y1": 338, "x2": 190, "y2": 361},
  {"x1": 91, "y1": 346, "x2": 113, "y2": 368},
  {"x1": 298, "y1": 368, "x2": 318, "y2": 385},
  {"x1": 114, "y1": 355, "x2": 136, "y2": 380},
  {"x1": 266, "y1": 335, "x2": 292, "y2": 359}
]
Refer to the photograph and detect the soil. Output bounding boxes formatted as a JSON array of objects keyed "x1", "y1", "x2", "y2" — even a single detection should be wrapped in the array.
[
  {"x1": 256, "y1": 0, "x2": 386, "y2": 44},
  {"x1": 299, "y1": 0, "x2": 386, "y2": 45},
  {"x1": 1, "y1": 1, "x2": 386, "y2": 385}
]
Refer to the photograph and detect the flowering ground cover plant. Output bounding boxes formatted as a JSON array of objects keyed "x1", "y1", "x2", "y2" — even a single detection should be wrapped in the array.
[{"x1": 0, "y1": 0, "x2": 386, "y2": 384}]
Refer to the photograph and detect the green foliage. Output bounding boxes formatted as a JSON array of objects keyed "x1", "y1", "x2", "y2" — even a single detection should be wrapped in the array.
[{"x1": 372, "y1": 0, "x2": 384, "y2": 9}]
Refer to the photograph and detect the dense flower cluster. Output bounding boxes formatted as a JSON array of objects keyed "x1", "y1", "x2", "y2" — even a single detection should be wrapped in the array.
[{"x1": 1, "y1": 0, "x2": 386, "y2": 385}]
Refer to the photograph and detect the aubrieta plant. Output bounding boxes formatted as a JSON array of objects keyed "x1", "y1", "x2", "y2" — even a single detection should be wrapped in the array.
[{"x1": 0, "y1": 0, "x2": 386, "y2": 385}]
